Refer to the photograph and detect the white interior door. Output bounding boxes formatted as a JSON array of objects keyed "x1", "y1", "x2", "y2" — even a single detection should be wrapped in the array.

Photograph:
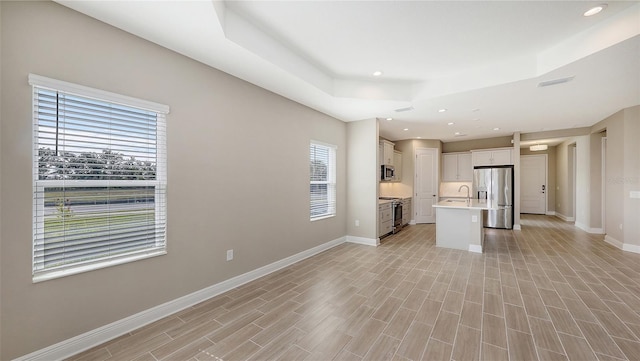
[
  {"x1": 415, "y1": 148, "x2": 438, "y2": 223},
  {"x1": 520, "y1": 155, "x2": 546, "y2": 214}
]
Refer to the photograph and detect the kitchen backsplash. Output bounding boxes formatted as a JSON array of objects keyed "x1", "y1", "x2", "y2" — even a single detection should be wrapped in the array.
[
  {"x1": 440, "y1": 181, "x2": 473, "y2": 198},
  {"x1": 379, "y1": 182, "x2": 411, "y2": 198}
]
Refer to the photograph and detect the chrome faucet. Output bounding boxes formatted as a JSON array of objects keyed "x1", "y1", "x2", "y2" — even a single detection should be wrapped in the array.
[{"x1": 458, "y1": 185, "x2": 471, "y2": 202}]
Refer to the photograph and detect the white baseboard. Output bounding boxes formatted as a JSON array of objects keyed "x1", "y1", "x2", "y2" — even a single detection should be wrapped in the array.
[
  {"x1": 603, "y1": 236, "x2": 640, "y2": 254},
  {"x1": 15, "y1": 236, "x2": 348, "y2": 361},
  {"x1": 468, "y1": 244, "x2": 483, "y2": 253},
  {"x1": 575, "y1": 222, "x2": 604, "y2": 234},
  {"x1": 623, "y1": 243, "x2": 640, "y2": 254},
  {"x1": 604, "y1": 235, "x2": 623, "y2": 249},
  {"x1": 409, "y1": 220, "x2": 416, "y2": 225},
  {"x1": 346, "y1": 235, "x2": 379, "y2": 247},
  {"x1": 545, "y1": 211, "x2": 556, "y2": 216},
  {"x1": 575, "y1": 222, "x2": 588, "y2": 232},
  {"x1": 555, "y1": 213, "x2": 575, "y2": 222},
  {"x1": 513, "y1": 224, "x2": 521, "y2": 231}
]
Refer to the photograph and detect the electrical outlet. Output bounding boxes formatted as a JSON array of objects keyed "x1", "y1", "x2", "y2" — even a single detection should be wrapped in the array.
[
  {"x1": 355, "y1": 220, "x2": 360, "y2": 227},
  {"x1": 226, "y1": 249, "x2": 233, "y2": 261},
  {"x1": 471, "y1": 215, "x2": 478, "y2": 223}
]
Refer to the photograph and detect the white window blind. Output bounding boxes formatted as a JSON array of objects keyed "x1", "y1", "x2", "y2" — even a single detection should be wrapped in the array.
[
  {"x1": 30, "y1": 74, "x2": 168, "y2": 281},
  {"x1": 310, "y1": 141, "x2": 336, "y2": 220}
]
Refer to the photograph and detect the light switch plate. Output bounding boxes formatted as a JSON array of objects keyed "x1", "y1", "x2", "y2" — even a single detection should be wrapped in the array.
[
  {"x1": 630, "y1": 191, "x2": 640, "y2": 199},
  {"x1": 471, "y1": 215, "x2": 478, "y2": 223}
]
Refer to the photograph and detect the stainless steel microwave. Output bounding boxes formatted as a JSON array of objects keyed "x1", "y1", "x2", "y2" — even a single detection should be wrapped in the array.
[{"x1": 381, "y1": 165, "x2": 395, "y2": 181}]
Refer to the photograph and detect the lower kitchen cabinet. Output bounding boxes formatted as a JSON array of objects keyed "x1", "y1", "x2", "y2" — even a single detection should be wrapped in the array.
[
  {"x1": 378, "y1": 202, "x2": 393, "y2": 237},
  {"x1": 402, "y1": 198, "x2": 411, "y2": 225}
]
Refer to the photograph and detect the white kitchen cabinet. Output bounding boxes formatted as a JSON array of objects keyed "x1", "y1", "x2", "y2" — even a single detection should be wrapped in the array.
[
  {"x1": 402, "y1": 198, "x2": 411, "y2": 225},
  {"x1": 378, "y1": 202, "x2": 393, "y2": 237},
  {"x1": 380, "y1": 140, "x2": 395, "y2": 165},
  {"x1": 442, "y1": 152, "x2": 472, "y2": 181},
  {"x1": 392, "y1": 150, "x2": 402, "y2": 181},
  {"x1": 472, "y1": 148, "x2": 513, "y2": 166}
]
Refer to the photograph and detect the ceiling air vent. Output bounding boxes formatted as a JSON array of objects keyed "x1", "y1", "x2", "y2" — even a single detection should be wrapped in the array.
[
  {"x1": 538, "y1": 76, "x2": 575, "y2": 87},
  {"x1": 395, "y1": 106, "x2": 414, "y2": 113}
]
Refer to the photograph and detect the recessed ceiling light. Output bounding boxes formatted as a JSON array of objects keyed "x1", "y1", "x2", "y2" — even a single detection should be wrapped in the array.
[
  {"x1": 454, "y1": 132, "x2": 461, "y2": 135},
  {"x1": 403, "y1": 128, "x2": 409, "y2": 131},
  {"x1": 584, "y1": 4, "x2": 607, "y2": 17},
  {"x1": 386, "y1": 117, "x2": 393, "y2": 121},
  {"x1": 438, "y1": 108, "x2": 447, "y2": 113},
  {"x1": 447, "y1": 122, "x2": 454, "y2": 126},
  {"x1": 372, "y1": 71, "x2": 383, "y2": 77},
  {"x1": 493, "y1": 127, "x2": 500, "y2": 131},
  {"x1": 417, "y1": 137, "x2": 422, "y2": 139}
]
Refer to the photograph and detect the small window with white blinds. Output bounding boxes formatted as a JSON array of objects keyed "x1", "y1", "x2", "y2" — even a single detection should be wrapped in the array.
[
  {"x1": 29, "y1": 74, "x2": 169, "y2": 282},
  {"x1": 310, "y1": 141, "x2": 336, "y2": 220}
]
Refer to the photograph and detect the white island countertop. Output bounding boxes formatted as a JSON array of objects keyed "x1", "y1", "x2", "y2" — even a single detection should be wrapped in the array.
[{"x1": 433, "y1": 199, "x2": 498, "y2": 210}]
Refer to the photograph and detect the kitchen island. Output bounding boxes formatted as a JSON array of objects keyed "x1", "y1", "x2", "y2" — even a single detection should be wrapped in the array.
[{"x1": 432, "y1": 199, "x2": 497, "y2": 253}]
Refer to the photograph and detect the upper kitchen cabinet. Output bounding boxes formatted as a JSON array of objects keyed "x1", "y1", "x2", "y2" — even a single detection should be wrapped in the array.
[
  {"x1": 392, "y1": 150, "x2": 402, "y2": 181},
  {"x1": 442, "y1": 152, "x2": 472, "y2": 181},
  {"x1": 472, "y1": 148, "x2": 513, "y2": 166},
  {"x1": 380, "y1": 140, "x2": 395, "y2": 165}
]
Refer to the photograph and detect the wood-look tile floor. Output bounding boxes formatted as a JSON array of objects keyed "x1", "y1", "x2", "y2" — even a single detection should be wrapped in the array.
[{"x1": 69, "y1": 215, "x2": 640, "y2": 361}]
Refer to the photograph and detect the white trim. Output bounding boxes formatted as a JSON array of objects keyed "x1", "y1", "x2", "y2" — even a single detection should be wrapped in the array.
[
  {"x1": 602, "y1": 137, "x2": 607, "y2": 234},
  {"x1": 555, "y1": 213, "x2": 575, "y2": 222},
  {"x1": 15, "y1": 236, "x2": 347, "y2": 361},
  {"x1": 468, "y1": 244, "x2": 483, "y2": 253},
  {"x1": 409, "y1": 220, "x2": 416, "y2": 225},
  {"x1": 575, "y1": 222, "x2": 604, "y2": 234},
  {"x1": 28, "y1": 74, "x2": 170, "y2": 114},
  {"x1": 513, "y1": 224, "x2": 521, "y2": 231},
  {"x1": 604, "y1": 235, "x2": 623, "y2": 249},
  {"x1": 604, "y1": 235, "x2": 640, "y2": 254},
  {"x1": 346, "y1": 235, "x2": 379, "y2": 246},
  {"x1": 575, "y1": 222, "x2": 589, "y2": 232},
  {"x1": 622, "y1": 243, "x2": 640, "y2": 254},
  {"x1": 545, "y1": 211, "x2": 556, "y2": 216}
]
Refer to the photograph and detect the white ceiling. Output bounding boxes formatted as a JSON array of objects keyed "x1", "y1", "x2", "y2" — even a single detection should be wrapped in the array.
[{"x1": 56, "y1": 0, "x2": 640, "y2": 143}]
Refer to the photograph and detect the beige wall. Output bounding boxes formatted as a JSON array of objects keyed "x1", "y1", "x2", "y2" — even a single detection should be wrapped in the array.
[
  {"x1": 520, "y1": 146, "x2": 557, "y2": 213},
  {"x1": 555, "y1": 141, "x2": 575, "y2": 220},
  {"x1": 0, "y1": 2, "x2": 348, "y2": 358},
  {"x1": 589, "y1": 131, "x2": 606, "y2": 229},
  {"x1": 591, "y1": 106, "x2": 640, "y2": 247},
  {"x1": 574, "y1": 135, "x2": 591, "y2": 230},
  {"x1": 346, "y1": 119, "x2": 378, "y2": 240},
  {"x1": 623, "y1": 106, "x2": 640, "y2": 247},
  {"x1": 592, "y1": 110, "x2": 626, "y2": 242},
  {"x1": 442, "y1": 136, "x2": 512, "y2": 153},
  {"x1": 0, "y1": 2, "x2": 3, "y2": 358}
]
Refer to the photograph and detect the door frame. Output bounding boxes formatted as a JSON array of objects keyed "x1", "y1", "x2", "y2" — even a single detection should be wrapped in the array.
[
  {"x1": 520, "y1": 154, "x2": 548, "y2": 215},
  {"x1": 602, "y1": 137, "x2": 607, "y2": 233},
  {"x1": 414, "y1": 147, "x2": 439, "y2": 223}
]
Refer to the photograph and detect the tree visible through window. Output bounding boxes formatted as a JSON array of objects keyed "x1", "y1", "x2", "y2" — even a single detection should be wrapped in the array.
[
  {"x1": 30, "y1": 74, "x2": 168, "y2": 281},
  {"x1": 310, "y1": 141, "x2": 336, "y2": 220}
]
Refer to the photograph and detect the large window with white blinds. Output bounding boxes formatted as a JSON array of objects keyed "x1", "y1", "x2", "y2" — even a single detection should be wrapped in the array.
[
  {"x1": 310, "y1": 141, "x2": 336, "y2": 220},
  {"x1": 29, "y1": 74, "x2": 169, "y2": 282}
]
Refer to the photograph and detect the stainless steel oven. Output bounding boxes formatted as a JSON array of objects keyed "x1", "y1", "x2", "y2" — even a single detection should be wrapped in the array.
[
  {"x1": 392, "y1": 199, "x2": 403, "y2": 233},
  {"x1": 380, "y1": 197, "x2": 403, "y2": 233}
]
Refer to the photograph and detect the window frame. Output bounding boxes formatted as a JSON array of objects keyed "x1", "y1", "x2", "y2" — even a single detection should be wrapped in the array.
[
  {"x1": 29, "y1": 74, "x2": 169, "y2": 282},
  {"x1": 310, "y1": 140, "x2": 337, "y2": 221}
]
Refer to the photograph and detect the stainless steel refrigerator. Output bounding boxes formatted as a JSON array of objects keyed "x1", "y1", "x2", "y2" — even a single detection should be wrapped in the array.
[{"x1": 473, "y1": 165, "x2": 514, "y2": 229}]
